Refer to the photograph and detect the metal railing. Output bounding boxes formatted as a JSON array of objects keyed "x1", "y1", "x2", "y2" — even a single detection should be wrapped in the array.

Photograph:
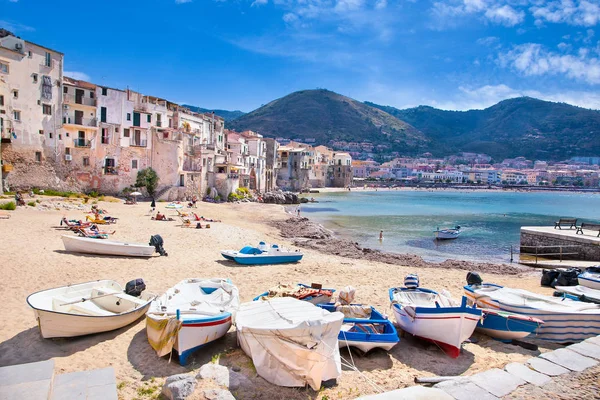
[
  {"x1": 513, "y1": 245, "x2": 581, "y2": 264},
  {"x1": 73, "y1": 138, "x2": 92, "y2": 148},
  {"x1": 130, "y1": 139, "x2": 148, "y2": 147},
  {"x1": 64, "y1": 117, "x2": 97, "y2": 127},
  {"x1": 64, "y1": 94, "x2": 97, "y2": 107}
]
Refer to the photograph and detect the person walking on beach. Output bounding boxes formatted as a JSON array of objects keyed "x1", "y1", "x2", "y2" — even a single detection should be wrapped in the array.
[{"x1": 297, "y1": 207, "x2": 301, "y2": 217}]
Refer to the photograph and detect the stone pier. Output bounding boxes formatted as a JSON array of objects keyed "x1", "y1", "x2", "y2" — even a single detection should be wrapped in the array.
[{"x1": 520, "y1": 226, "x2": 600, "y2": 262}]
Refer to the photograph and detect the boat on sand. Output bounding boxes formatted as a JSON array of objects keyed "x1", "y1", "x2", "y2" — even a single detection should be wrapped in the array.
[
  {"x1": 27, "y1": 279, "x2": 153, "y2": 338},
  {"x1": 62, "y1": 235, "x2": 162, "y2": 257},
  {"x1": 253, "y1": 283, "x2": 335, "y2": 304},
  {"x1": 578, "y1": 268, "x2": 600, "y2": 290},
  {"x1": 221, "y1": 241, "x2": 303, "y2": 265},
  {"x1": 476, "y1": 309, "x2": 543, "y2": 342}
]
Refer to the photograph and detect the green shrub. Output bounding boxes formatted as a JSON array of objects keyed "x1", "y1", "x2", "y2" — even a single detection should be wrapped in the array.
[
  {"x1": 228, "y1": 192, "x2": 241, "y2": 202},
  {"x1": 33, "y1": 188, "x2": 80, "y2": 198},
  {"x1": 27, "y1": 201, "x2": 36, "y2": 207},
  {"x1": 98, "y1": 196, "x2": 105, "y2": 202},
  {"x1": 236, "y1": 187, "x2": 250, "y2": 196},
  {"x1": 0, "y1": 202, "x2": 16, "y2": 210},
  {"x1": 214, "y1": 195, "x2": 221, "y2": 202},
  {"x1": 88, "y1": 190, "x2": 99, "y2": 198}
]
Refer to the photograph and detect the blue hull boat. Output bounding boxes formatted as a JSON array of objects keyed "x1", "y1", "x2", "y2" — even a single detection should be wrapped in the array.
[
  {"x1": 221, "y1": 242, "x2": 303, "y2": 265},
  {"x1": 477, "y1": 308, "x2": 543, "y2": 342},
  {"x1": 318, "y1": 303, "x2": 399, "y2": 353}
]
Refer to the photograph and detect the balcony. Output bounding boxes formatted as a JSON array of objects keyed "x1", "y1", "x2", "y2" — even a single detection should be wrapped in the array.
[
  {"x1": 63, "y1": 116, "x2": 97, "y2": 128},
  {"x1": 64, "y1": 94, "x2": 97, "y2": 107},
  {"x1": 183, "y1": 161, "x2": 202, "y2": 172},
  {"x1": 73, "y1": 138, "x2": 92, "y2": 148},
  {"x1": 104, "y1": 166, "x2": 118, "y2": 175},
  {"x1": 130, "y1": 139, "x2": 148, "y2": 147}
]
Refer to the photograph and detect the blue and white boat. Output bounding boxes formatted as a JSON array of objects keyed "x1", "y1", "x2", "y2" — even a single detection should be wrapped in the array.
[
  {"x1": 318, "y1": 303, "x2": 399, "y2": 353},
  {"x1": 221, "y1": 242, "x2": 303, "y2": 265},
  {"x1": 434, "y1": 226, "x2": 461, "y2": 240},
  {"x1": 254, "y1": 283, "x2": 335, "y2": 304},
  {"x1": 146, "y1": 278, "x2": 239, "y2": 365},
  {"x1": 578, "y1": 268, "x2": 600, "y2": 290},
  {"x1": 476, "y1": 308, "x2": 544, "y2": 342},
  {"x1": 389, "y1": 276, "x2": 481, "y2": 358},
  {"x1": 464, "y1": 283, "x2": 600, "y2": 343}
]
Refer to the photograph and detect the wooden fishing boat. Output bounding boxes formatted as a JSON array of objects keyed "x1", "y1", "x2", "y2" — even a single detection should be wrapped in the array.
[
  {"x1": 146, "y1": 278, "x2": 239, "y2": 365},
  {"x1": 236, "y1": 297, "x2": 344, "y2": 390},
  {"x1": 434, "y1": 226, "x2": 461, "y2": 240},
  {"x1": 318, "y1": 303, "x2": 399, "y2": 352},
  {"x1": 477, "y1": 308, "x2": 543, "y2": 342},
  {"x1": 555, "y1": 285, "x2": 600, "y2": 303},
  {"x1": 27, "y1": 280, "x2": 153, "y2": 338},
  {"x1": 221, "y1": 242, "x2": 303, "y2": 265},
  {"x1": 62, "y1": 235, "x2": 156, "y2": 257},
  {"x1": 464, "y1": 283, "x2": 600, "y2": 343}
]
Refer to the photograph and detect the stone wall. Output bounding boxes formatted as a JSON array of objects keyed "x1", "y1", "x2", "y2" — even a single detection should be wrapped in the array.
[{"x1": 520, "y1": 231, "x2": 600, "y2": 261}]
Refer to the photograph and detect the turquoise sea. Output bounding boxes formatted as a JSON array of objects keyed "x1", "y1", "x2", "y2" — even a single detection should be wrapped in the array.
[{"x1": 300, "y1": 190, "x2": 600, "y2": 263}]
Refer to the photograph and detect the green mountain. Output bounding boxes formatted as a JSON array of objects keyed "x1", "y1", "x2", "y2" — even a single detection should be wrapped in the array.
[
  {"x1": 367, "y1": 97, "x2": 600, "y2": 160},
  {"x1": 227, "y1": 89, "x2": 429, "y2": 153},
  {"x1": 181, "y1": 104, "x2": 245, "y2": 122}
]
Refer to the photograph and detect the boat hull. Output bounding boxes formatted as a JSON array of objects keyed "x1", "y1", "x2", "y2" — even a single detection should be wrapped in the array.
[
  {"x1": 62, "y1": 235, "x2": 155, "y2": 257},
  {"x1": 464, "y1": 283, "x2": 600, "y2": 343},
  {"x1": 221, "y1": 250, "x2": 303, "y2": 265},
  {"x1": 175, "y1": 313, "x2": 232, "y2": 365},
  {"x1": 578, "y1": 273, "x2": 600, "y2": 290},
  {"x1": 434, "y1": 230, "x2": 460, "y2": 240},
  {"x1": 477, "y1": 309, "x2": 543, "y2": 342},
  {"x1": 555, "y1": 285, "x2": 600, "y2": 302}
]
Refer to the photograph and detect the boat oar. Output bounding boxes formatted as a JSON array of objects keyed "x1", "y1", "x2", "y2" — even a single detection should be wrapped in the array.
[{"x1": 59, "y1": 292, "x2": 119, "y2": 306}]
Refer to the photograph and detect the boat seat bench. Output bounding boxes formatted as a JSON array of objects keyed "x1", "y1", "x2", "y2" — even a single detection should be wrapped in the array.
[
  {"x1": 555, "y1": 218, "x2": 577, "y2": 230},
  {"x1": 52, "y1": 295, "x2": 114, "y2": 316},
  {"x1": 576, "y1": 223, "x2": 600, "y2": 237}
]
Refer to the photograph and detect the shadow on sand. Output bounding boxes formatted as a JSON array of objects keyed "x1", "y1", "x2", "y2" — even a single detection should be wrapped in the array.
[{"x1": 53, "y1": 250, "x2": 155, "y2": 260}]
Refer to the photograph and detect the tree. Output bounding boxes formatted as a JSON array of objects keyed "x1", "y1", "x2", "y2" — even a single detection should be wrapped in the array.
[{"x1": 135, "y1": 168, "x2": 159, "y2": 196}]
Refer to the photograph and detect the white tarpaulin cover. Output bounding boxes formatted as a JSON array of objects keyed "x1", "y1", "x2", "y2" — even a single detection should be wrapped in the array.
[{"x1": 236, "y1": 297, "x2": 344, "y2": 390}]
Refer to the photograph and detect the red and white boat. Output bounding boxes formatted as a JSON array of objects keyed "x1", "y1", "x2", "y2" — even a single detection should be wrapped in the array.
[{"x1": 389, "y1": 285, "x2": 481, "y2": 358}]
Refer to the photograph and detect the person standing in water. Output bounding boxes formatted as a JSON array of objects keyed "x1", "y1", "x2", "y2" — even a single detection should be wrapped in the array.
[{"x1": 379, "y1": 230, "x2": 384, "y2": 241}]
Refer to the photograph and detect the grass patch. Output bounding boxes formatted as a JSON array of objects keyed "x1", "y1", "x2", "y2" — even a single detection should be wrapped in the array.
[
  {"x1": 27, "y1": 201, "x2": 36, "y2": 207},
  {"x1": 33, "y1": 188, "x2": 84, "y2": 198},
  {"x1": 0, "y1": 202, "x2": 16, "y2": 210},
  {"x1": 211, "y1": 352, "x2": 222, "y2": 364},
  {"x1": 117, "y1": 381, "x2": 127, "y2": 390},
  {"x1": 136, "y1": 386, "x2": 157, "y2": 396}
]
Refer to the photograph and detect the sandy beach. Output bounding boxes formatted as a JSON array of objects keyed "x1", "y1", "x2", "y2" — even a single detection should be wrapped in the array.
[{"x1": 0, "y1": 196, "x2": 562, "y2": 399}]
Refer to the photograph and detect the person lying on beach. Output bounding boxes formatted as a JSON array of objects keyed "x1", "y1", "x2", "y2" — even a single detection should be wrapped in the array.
[
  {"x1": 152, "y1": 212, "x2": 174, "y2": 221},
  {"x1": 193, "y1": 213, "x2": 221, "y2": 222}
]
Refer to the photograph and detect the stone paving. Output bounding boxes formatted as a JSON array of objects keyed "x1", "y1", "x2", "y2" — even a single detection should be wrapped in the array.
[{"x1": 358, "y1": 335, "x2": 600, "y2": 400}]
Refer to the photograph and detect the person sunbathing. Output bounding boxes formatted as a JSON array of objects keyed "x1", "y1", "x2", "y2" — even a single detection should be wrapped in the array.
[
  {"x1": 193, "y1": 213, "x2": 221, "y2": 222},
  {"x1": 152, "y1": 212, "x2": 174, "y2": 221}
]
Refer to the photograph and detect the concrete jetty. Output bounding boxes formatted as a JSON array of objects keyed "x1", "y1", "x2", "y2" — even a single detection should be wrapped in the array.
[{"x1": 520, "y1": 226, "x2": 600, "y2": 262}]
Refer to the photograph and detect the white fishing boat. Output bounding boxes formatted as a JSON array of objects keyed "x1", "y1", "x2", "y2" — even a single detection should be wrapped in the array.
[
  {"x1": 434, "y1": 226, "x2": 461, "y2": 240},
  {"x1": 578, "y1": 268, "x2": 600, "y2": 290},
  {"x1": 389, "y1": 275, "x2": 481, "y2": 358},
  {"x1": 146, "y1": 278, "x2": 239, "y2": 365},
  {"x1": 221, "y1": 241, "x2": 303, "y2": 265},
  {"x1": 554, "y1": 285, "x2": 600, "y2": 303},
  {"x1": 27, "y1": 280, "x2": 153, "y2": 338},
  {"x1": 62, "y1": 235, "x2": 157, "y2": 257},
  {"x1": 464, "y1": 283, "x2": 600, "y2": 343},
  {"x1": 236, "y1": 297, "x2": 344, "y2": 390}
]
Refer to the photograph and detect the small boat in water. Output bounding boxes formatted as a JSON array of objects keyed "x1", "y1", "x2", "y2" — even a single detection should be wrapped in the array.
[
  {"x1": 221, "y1": 241, "x2": 303, "y2": 265},
  {"x1": 434, "y1": 226, "x2": 461, "y2": 240},
  {"x1": 389, "y1": 274, "x2": 481, "y2": 358},
  {"x1": 62, "y1": 235, "x2": 160, "y2": 257},
  {"x1": 253, "y1": 283, "x2": 335, "y2": 304},
  {"x1": 578, "y1": 267, "x2": 600, "y2": 290},
  {"x1": 146, "y1": 278, "x2": 239, "y2": 365},
  {"x1": 235, "y1": 297, "x2": 344, "y2": 390},
  {"x1": 477, "y1": 309, "x2": 543, "y2": 342},
  {"x1": 27, "y1": 279, "x2": 153, "y2": 338}
]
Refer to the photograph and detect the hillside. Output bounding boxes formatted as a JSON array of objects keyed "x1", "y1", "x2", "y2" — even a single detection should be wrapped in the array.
[
  {"x1": 228, "y1": 89, "x2": 429, "y2": 153},
  {"x1": 367, "y1": 97, "x2": 600, "y2": 160},
  {"x1": 181, "y1": 104, "x2": 245, "y2": 122}
]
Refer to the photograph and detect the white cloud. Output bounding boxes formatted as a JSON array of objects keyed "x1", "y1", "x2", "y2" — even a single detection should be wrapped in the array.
[
  {"x1": 430, "y1": 0, "x2": 525, "y2": 28},
  {"x1": 375, "y1": 0, "x2": 387, "y2": 10},
  {"x1": 531, "y1": 0, "x2": 600, "y2": 27},
  {"x1": 484, "y1": 5, "x2": 525, "y2": 26},
  {"x1": 252, "y1": 0, "x2": 268, "y2": 6},
  {"x1": 175, "y1": 0, "x2": 192, "y2": 4},
  {"x1": 0, "y1": 20, "x2": 34, "y2": 33},
  {"x1": 64, "y1": 71, "x2": 91, "y2": 82},
  {"x1": 499, "y1": 43, "x2": 600, "y2": 84},
  {"x1": 476, "y1": 36, "x2": 500, "y2": 46}
]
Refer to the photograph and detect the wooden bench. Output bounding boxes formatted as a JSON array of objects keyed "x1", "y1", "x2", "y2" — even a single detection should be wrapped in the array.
[
  {"x1": 554, "y1": 218, "x2": 577, "y2": 230},
  {"x1": 576, "y1": 223, "x2": 600, "y2": 237}
]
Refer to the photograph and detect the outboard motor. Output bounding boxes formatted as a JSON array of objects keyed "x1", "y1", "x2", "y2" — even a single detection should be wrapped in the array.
[
  {"x1": 466, "y1": 271, "x2": 483, "y2": 286},
  {"x1": 404, "y1": 274, "x2": 419, "y2": 289},
  {"x1": 125, "y1": 278, "x2": 146, "y2": 297},
  {"x1": 149, "y1": 234, "x2": 168, "y2": 256}
]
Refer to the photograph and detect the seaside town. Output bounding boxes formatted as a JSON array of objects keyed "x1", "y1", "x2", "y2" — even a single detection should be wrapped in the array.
[{"x1": 2, "y1": 7, "x2": 600, "y2": 400}]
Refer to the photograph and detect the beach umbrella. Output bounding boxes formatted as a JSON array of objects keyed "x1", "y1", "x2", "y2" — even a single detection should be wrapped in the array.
[{"x1": 130, "y1": 191, "x2": 142, "y2": 197}]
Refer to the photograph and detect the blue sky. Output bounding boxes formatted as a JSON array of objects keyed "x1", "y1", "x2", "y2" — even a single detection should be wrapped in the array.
[{"x1": 3, "y1": 0, "x2": 600, "y2": 111}]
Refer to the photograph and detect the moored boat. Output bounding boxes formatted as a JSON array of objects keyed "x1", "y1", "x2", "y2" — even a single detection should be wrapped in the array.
[
  {"x1": 253, "y1": 283, "x2": 335, "y2": 304},
  {"x1": 389, "y1": 274, "x2": 481, "y2": 358},
  {"x1": 221, "y1": 241, "x2": 303, "y2": 265},
  {"x1": 27, "y1": 279, "x2": 153, "y2": 338},
  {"x1": 62, "y1": 235, "x2": 159, "y2": 257},
  {"x1": 554, "y1": 285, "x2": 600, "y2": 303},
  {"x1": 464, "y1": 281, "x2": 600, "y2": 343},
  {"x1": 578, "y1": 267, "x2": 600, "y2": 290},
  {"x1": 434, "y1": 226, "x2": 461, "y2": 240},
  {"x1": 476, "y1": 308, "x2": 544, "y2": 342},
  {"x1": 146, "y1": 278, "x2": 239, "y2": 365},
  {"x1": 235, "y1": 297, "x2": 344, "y2": 390}
]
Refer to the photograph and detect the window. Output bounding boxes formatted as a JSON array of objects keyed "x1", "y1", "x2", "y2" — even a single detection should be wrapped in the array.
[
  {"x1": 42, "y1": 104, "x2": 52, "y2": 115},
  {"x1": 168, "y1": 118, "x2": 172, "y2": 128},
  {"x1": 13, "y1": 111, "x2": 21, "y2": 121},
  {"x1": 147, "y1": 114, "x2": 151, "y2": 123},
  {"x1": 101, "y1": 87, "x2": 107, "y2": 96},
  {"x1": 65, "y1": 148, "x2": 70, "y2": 155},
  {"x1": 83, "y1": 157, "x2": 90, "y2": 167},
  {"x1": 100, "y1": 107, "x2": 107, "y2": 123},
  {"x1": 0, "y1": 95, "x2": 3, "y2": 106},
  {"x1": 63, "y1": 86, "x2": 68, "y2": 94},
  {"x1": 12, "y1": 90, "x2": 18, "y2": 99},
  {"x1": 179, "y1": 174, "x2": 185, "y2": 186},
  {"x1": 0, "y1": 62, "x2": 7, "y2": 74},
  {"x1": 132, "y1": 160, "x2": 138, "y2": 169},
  {"x1": 101, "y1": 128, "x2": 109, "y2": 144},
  {"x1": 127, "y1": 113, "x2": 131, "y2": 121},
  {"x1": 66, "y1": 132, "x2": 70, "y2": 137},
  {"x1": 90, "y1": 91, "x2": 94, "y2": 98},
  {"x1": 28, "y1": 51, "x2": 32, "y2": 58},
  {"x1": 48, "y1": 132, "x2": 53, "y2": 139},
  {"x1": 115, "y1": 127, "x2": 119, "y2": 133},
  {"x1": 123, "y1": 128, "x2": 130, "y2": 137},
  {"x1": 32, "y1": 73, "x2": 38, "y2": 83},
  {"x1": 39, "y1": 130, "x2": 44, "y2": 135},
  {"x1": 35, "y1": 152, "x2": 42, "y2": 162},
  {"x1": 58, "y1": 134, "x2": 62, "y2": 140},
  {"x1": 44, "y1": 52, "x2": 51, "y2": 67}
]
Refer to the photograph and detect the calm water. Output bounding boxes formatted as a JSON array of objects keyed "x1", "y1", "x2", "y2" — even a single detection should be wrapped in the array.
[{"x1": 300, "y1": 190, "x2": 600, "y2": 263}]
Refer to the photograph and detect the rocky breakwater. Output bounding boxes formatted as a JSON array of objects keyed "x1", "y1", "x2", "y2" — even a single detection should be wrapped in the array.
[
  {"x1": 272, "y1": 217, "x2": 528, "y2": 275},
  {"x1": 260, "y1": 190, "x2": 300, "y2": 204}
]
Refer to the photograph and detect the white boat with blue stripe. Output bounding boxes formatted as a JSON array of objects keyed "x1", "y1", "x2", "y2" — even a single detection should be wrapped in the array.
[
  {"x1": 476, "y1": 309, "x2": 544, "y2": 342},
  {"x1": 578, "y1": 267, "x2": 600, "y2": 290},
  {"x1": 146, "y1": 278, "x2": 239, "y2": 365},
  {"x1": 221, "y1": 242, "x2": 303, "y2": 265},
  {"x1": 464, "y1": 283, "x2": 600, "y2": 343}
]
